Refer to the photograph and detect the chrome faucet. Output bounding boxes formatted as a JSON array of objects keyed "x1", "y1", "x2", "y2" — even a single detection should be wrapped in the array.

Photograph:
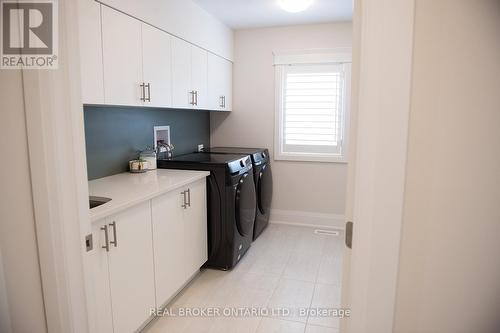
[{"x1": 156, "y1": 141, "x2": 175, "y2": 159}]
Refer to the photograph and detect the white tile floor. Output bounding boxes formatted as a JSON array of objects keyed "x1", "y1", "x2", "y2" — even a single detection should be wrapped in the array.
[{"x1": 145, "y1": 224, "x2": 344, "y2": 333}]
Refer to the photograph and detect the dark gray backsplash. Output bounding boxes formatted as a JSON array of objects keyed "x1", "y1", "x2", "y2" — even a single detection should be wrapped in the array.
[{"x1": 84, "y1": 105, "x2": 210, "y2": 180}]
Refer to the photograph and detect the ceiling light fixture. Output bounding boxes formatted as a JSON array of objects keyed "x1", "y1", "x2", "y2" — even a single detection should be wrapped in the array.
[{"x1": 278, "y1": 0, "x2": 313, "y2": 13}]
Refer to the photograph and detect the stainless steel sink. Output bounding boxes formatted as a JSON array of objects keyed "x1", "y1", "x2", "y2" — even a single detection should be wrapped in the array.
[{"x1": 89, "y1": 196, "x2": 111, "y2": 209}]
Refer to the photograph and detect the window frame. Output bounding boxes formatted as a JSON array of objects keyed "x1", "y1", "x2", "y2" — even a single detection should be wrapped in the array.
[{"x1": 274, "y1": 50, "x2": 352, "y2": 163}]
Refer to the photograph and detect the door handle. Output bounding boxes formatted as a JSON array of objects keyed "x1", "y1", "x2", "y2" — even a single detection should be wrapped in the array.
[
  {"x1": 109, "y1": 221, "x2": 117, "y2": 247},
  {"x1": 345, "y1": 221, "x2": 353, "y2": 249},
  {"x1": 140, "y1": 83, "x2": 146, "y2": 102},
  {"x1": 181, "y1": 190, "x2": 188, "y2": 209},
  {"x1": 101, "y1": 225, "x2": 110, "y2": 252},
  {"x1": 187, "y1": 188, "x2": 191, "y2": 207},
  {"x1": 146, "y1": 83, "x2": 151, "y2": 102}
]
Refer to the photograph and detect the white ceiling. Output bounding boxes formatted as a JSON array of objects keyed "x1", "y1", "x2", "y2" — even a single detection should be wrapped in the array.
[{"x1": 192, "y1": 0, "x2": 353, "y2": 30}]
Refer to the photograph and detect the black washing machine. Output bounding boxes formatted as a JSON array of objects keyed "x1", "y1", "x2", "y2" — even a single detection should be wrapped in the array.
[
  {"x1": 204, "y1": 147, "x2": 273, "y2": 240},
  {"x1": 157, "y1": 153, "x2": 256, "y2": 270}
]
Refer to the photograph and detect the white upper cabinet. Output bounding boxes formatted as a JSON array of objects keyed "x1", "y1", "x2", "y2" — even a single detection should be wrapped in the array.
[
  {"x1": 191, "y1": 46, "x2": 208, "y2": 110},
  {"x1": 78, "y1": 0, "x2": 104, "y2": 104},
  {"x1": 172, "y1": 37, "x2": 208, "y2": 110},
  {"x1": 222, "y1": 59, "x2": 233, "y2": 111},
  {"x1": 142, "y1": 24, "x2": 173, "y2": 108},
  {"x1": 79, "y1": 4, "x2": 231, "y2": 111},
  {"x1": 101, "y1": 6, "x2": 143, "y2": 106},
  {"x1": 96, "y1": 0, "x2": 233, "y2": 61},
  {"x1": 171, "y1": 38, "x2": 192, "y2": 109},
  {"x1": 208, "y1": 53, "x2": 233, "y2": 111}
]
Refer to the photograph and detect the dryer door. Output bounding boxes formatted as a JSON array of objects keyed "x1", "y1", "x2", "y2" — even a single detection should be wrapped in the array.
[
  {"x1": 235, "y1": 172, "x2": 257, "y2": 237},
  {"x1": 257, "y1": 163, "x2": 273, "y2": 215}
]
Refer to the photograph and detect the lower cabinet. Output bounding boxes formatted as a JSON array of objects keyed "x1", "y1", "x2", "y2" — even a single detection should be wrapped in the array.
[
  {"x1": 151, "y1": 178, "x2": 208, "y2": 306},
  {"x1": 92, "y1": 201, "x2": 155, "y2": 333},
  {"x1": 182, "y1": 179, "x2": 208, "y2": 278},
  {"x1": 89, "y1": 178, "x2": 207, "y2": 332}
]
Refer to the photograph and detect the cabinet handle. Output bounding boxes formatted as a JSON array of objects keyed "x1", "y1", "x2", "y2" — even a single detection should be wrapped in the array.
[
  {"x1": 223, "y1": 96, "x2": 226, "y2": 108},
  {"x1": 194, "y1": 91, "x2": 198, "y2": 106},
  {"x1": 189, "y1": 91, "x2": 194, "y2": 105},
  {"x1": 219, "y1": 96, "x2": 224, "y2": 108},
  {"x1": 140, "y1": 83, "x2": 146, "y2": 102},
  {"x1": 187, "y1": 188, "x2": 191, "y2": 207},
  {"x1": 101, "y1": 225, "x2": 109, "y2": 252},
  {"x1": 146, "y1": 83, "x2": 151, "y2": 102},
  {"x1": 181, "y1": 190, "x2": 187, "y2": 209},
  {"x1": 109, "y1": 221, "x2": 117, "y2": 247}
]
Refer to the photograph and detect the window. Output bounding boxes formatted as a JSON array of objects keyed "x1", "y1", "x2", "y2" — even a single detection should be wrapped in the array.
[{"x1": 274, "y1": 50, "x2": 351, "y2": 162}]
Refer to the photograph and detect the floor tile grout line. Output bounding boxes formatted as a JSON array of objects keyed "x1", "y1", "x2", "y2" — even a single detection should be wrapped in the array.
[{"x1": 254, "y1": 243, "x2": 292, "y2": 332}]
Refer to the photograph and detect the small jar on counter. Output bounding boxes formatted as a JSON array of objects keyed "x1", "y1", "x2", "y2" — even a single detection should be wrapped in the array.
[{"x1": 140, "y1": 148, "x2": 157, "y2": 170}]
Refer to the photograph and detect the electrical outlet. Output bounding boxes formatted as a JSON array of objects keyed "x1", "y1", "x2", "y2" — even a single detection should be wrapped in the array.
[{"x1": 198, "y1": 144, "x2": 204, "y2": 152}]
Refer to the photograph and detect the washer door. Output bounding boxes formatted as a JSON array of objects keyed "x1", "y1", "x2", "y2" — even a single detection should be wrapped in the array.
[
  {"x1": 235, "y1": 172, "x2": 257, "y2": 237},
  {"x1": 257, "y1": 164, "x2": 273, "y2": 215}
]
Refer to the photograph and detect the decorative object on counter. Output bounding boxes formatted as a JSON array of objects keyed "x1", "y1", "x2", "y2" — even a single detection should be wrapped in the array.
[
  {"x1": 129, "y1": 159, "x2": 148, "y2": 173},
  {"x1": 156, "y1": 141, "x2": 175, "y2": 160},
  {"x1": 140, "y1": 147, "x2": 157, "y2": 170}
]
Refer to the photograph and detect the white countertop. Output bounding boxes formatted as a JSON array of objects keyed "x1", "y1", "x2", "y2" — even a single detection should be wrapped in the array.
[{"x1": 88, "y1": 169, "x2": 210, "y2": 222}]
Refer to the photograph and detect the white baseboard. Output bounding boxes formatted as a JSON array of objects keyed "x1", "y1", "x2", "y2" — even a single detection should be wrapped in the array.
[{"x1": 269, "y1": 209, "x2": 345, "y2": 230}]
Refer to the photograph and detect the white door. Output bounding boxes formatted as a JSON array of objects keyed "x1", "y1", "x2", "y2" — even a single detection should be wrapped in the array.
[
  {"x1": 183, "y1": 179, "x2": 208, "y2": 278},
  {"x1": 171, "y1": 37, "x2": 193, "y2": 109},
  {"x1": 151, "y1": 190, "x2": 186, "y2": 306},
  {"x1": 101, "y1": 6, "x2": 143, "y2": 106},
  {"x1": 191, "y1": 46, "x2": 208, "y2": 109},
  {"x1": 89, "y1": 219, "x2": 114, "y2": 333},
  {"x1": 107, "y1": 202, "x2": 155, "y2": 333},
  {"x1": 142, "y1": 24, "x2": 172, "y2": 108},
  {"x1": 77, "y1": 0, "x2": 104, "y2": 104}
]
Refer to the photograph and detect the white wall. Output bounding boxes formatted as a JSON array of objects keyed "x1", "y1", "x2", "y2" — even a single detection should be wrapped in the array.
[
  {"x1": 0, "y1": 71, "x2": 47, "y2": 332},
  {"x1": 97, "y1": 0, "x2": 234, "y2": 60},
  {"x1": 211, "y1": 23, "x2": 352, "y2": 227},
  {"x1": 394, "y1": 0, "x2": 500, "y2": 332}
]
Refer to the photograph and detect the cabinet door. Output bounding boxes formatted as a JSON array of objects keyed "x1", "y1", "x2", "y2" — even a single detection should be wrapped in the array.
[
  {"x1": 151, "y1": 190, "x2": 185, "y2": 306},
  {"x1": 222, "y1": 58, "x2": 233, "y2": 111},
  {"x1": 191, "y1": 46, "x2": 208, "y2": 110},
  {"x1": 89, "y1": 219, "x2": 114, "y2": 333},
  {"x1": 102, "y1": 6, "x2": 143, "y2": 106},
  {"x1": 142, "y1": 24, "x2": 172, "y2": 108},
  {"x1": 207, "y1": 52, "x2": 224, "y2": 111},
  {"x1": 107, "y1": 201, "x2": 155, "y2": 333},
  {"x1": 207, "y1": 54, "x2": 232, "y2": 111},
  {"x1": 78, "y1": 0, "x2": 104, "y2": 104},
  {"x1": 183, "y1": 179, "x2": 208, "y2": 278},
  {"x1": 171, "y1": 37, "x2": 192, "y2": 109}
]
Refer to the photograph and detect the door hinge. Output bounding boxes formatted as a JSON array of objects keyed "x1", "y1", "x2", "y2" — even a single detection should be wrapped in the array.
[{"x1": 345, "y1": 221, "x2": 353, "y2": 249}]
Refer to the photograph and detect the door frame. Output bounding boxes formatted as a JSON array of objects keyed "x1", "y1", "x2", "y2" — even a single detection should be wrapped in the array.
[
  {"x1": 20, "y1": 0, "x2": 95, "y2": 332},
  {"x1": 342, "y1": 0, "x2": 416, "y2": 332},
  {"x1": 21, "y1": 0, "x2": 417, "y2": 332}
]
